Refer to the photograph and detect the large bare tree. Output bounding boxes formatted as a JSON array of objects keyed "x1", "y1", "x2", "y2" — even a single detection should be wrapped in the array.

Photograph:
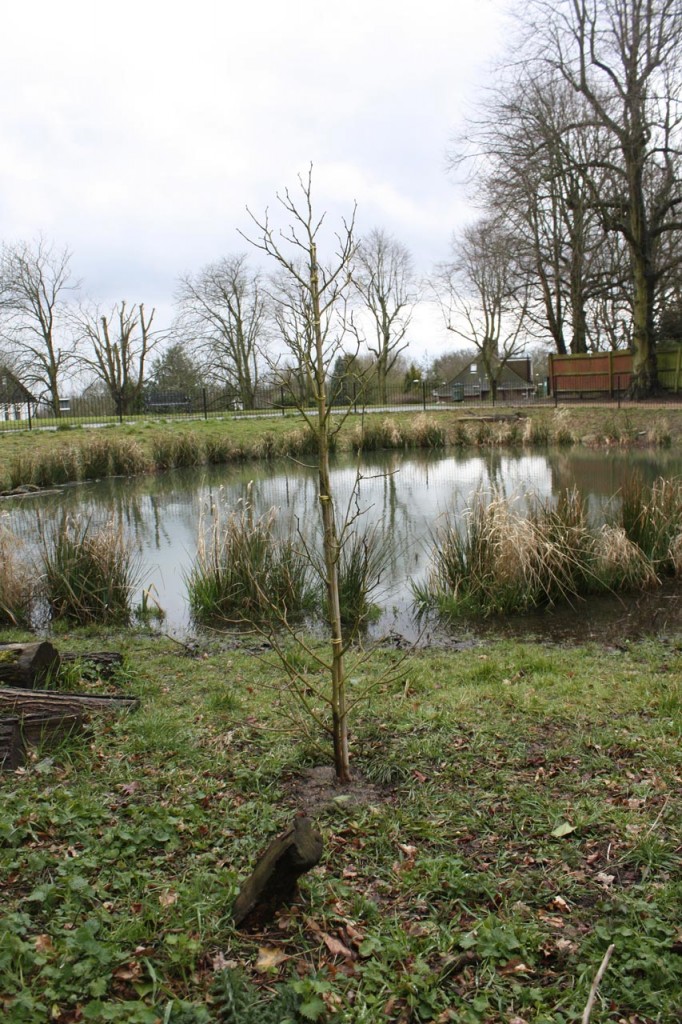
[
  {"x1": 0, "y1": 239, "x2": 79, "y2": 416},
  {"x1": 351, "y1": 228, "x2": 418, "y2": 403},
  {"x1": 174, "y1": 255, "x2": 266, "y2": 410},
  {"x1": 528, "y1": 0, "x2": 682, "y2": 394},
  {"x1": 74, "y1": 301, "x2": 160, "y2": 415},
  {"x1": 435, "y1": 217, "x2": 530, "y2": 400}
]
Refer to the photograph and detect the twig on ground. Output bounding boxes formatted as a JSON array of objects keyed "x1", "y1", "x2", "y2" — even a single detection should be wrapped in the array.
[{"x1": 581, "y1": 943, "x2": 615, "y2": 1024}]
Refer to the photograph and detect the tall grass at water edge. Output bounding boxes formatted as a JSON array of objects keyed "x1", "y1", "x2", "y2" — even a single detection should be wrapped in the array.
[
  {"x1": 40, "y1": 516, "x2": 141, "y2": 625},
  {"x1": 0, "y1": 528, "x2": 34, "y2": 627},
  {"x1": 187, "y1": 502, "x2": 316, "y2": 627},
  {"x1": 418, "y1": 479, "x2": 680, "y2": 617}
]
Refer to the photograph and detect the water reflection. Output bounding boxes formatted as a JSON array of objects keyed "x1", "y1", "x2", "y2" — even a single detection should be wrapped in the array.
[{"x1": 3, "y1": 447, "x2": 681, "y2": 638}]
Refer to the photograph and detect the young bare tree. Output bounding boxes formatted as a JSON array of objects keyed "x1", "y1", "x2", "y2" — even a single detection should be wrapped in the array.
[
  {"x1": 435, "y1": 217, "x2": 530, "y2": 400},
  {"x1": 527, "y1": 0, "x2": 682, "y2": 395},
  {"x1": 174, "y1": 255, "x2": 267, "y2": 410},
  {"x1": 0, "y1": 239, "x2": 79, "y2": 416},
  {"x1": 244, "y1": 167, "x2": 357, "y2": 782},
  {"x1": 74, "y1": 301, "x2": 160, "y2": 415},
  {"x1": 352, "y1": 228, "x2": 418, "y2": 404}
]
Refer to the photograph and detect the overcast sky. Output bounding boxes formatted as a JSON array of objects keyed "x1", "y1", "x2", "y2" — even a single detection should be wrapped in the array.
[{"x1": 1, "y1": 0, "x2": 512, "y2": 358}]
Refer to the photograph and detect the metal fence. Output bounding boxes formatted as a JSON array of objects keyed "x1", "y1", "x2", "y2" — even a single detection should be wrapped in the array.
[{"x1": 1, "y1": 375, "x2": 681, "y2": 433}]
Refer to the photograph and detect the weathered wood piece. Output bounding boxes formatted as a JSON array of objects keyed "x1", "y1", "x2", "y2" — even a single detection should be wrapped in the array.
[
  {"x1": 0, "y1": 687, "x2": 139, "y2": 716},
  {"x1": 0, "y1": 713, "x2": 85, "y2": 770},
  {"x1": 0, "y1": 717, "x2": 24, "y2": 770},
  {"x1": 232, "y1": 816, "x2": 323, "y2": 928},
  {"x1": 0, "y1": 642, "x2": 61, "y2": 689}
]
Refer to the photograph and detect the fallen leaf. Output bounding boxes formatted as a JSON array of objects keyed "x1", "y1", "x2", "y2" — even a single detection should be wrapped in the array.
[
  {"x1": 34, "y1": 934, "x2": 54, "y2": 954},
  {"x1": 595, "y1": 871, "x2": 615, "y2": 887},
  {"x1": 321, "y1": 932, "x2": 353, "y2": 958},
  {"x1": 212, "y1": 952, "x2": 239, "y2": 971},
  {"x1": 159, "y1": 890, "x2": 178, "y2": 907},
  {"x1": 499, "y1": 958, "x2": 533, "y2": 975},
  {"x1": 551, "y1": 821, "x2": 576, "y2": 838},
  {"x1": 551, "y1": 895, "x2": 571, "y2": 912},
  {"x1": 255, "y1": 946, "x2": 288, "y2": 971}
]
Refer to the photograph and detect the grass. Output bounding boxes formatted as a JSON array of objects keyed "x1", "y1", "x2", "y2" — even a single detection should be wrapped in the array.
[
  {"x1": 0, "y1": 628, "x2": 680, "y2": 1022},
  {"x1": 2, "y1": 408, "x2": 680, "y2": 491},
  {"x1": 40, "y1": 517, "x2": 141, "y2": 625},
  {"x1": 187, "y1": 501, "x2": 316, "y2": 627},
  {"x1": 0, "y1": 529, "x2": 34, "y2": 627},
  {"x1": 418, "y1": 482, "x2": 681, "y2": 618}
]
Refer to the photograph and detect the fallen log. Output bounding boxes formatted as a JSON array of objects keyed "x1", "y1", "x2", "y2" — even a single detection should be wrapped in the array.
[
  {"x1": 0, "y1": 687, "x2": 139, "y2": 717},
  {"x1": 0, "y1": 642, "x2": 61, "y2": 689},
  {"x1": 232, "y1": 816, "x2": 323, "y2": 928}
]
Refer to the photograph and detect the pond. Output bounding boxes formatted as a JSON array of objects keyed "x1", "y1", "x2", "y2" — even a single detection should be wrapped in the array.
[{"x1": 2, "y1": 446, "x2": 682, "y2": 642}]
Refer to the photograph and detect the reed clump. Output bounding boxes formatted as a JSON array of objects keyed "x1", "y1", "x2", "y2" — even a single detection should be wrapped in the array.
[
  {"x1": 41, "y1": 517, "x2": 140, "y2": 624},
  {"x1": 151, "y1": 432, "x2": 204, "y2": 470},
  {"x1": 350, "y1": 418, "x2": 405, "y2": 452},
  {"x1": 80, "y1": 436, "x2": 148, "y2": 479},
  {"x1": 188, "y1": 502, "x2": 316, "y2": 626},
  {"x1": 336, "y1": 525, "x2": 386, "y2": 632},
  {"x1": 617, "y1": 475, "x2": 682, "y2": 575},
  {"x1": 418, "y1": 485, "x2": 669, "y2": 618},
  {"x1": 0, "y1": 529, "x2": 34, "y2": 627}
]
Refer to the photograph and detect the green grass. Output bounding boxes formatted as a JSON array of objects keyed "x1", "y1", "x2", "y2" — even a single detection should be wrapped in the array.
[{"x1": 0, "y1": 628, "x2": 680, "y2": 1022}]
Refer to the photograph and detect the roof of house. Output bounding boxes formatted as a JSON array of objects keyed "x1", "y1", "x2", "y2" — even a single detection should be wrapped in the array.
[
  {"x1": 434, "y1": 356, "x2": 533, "y2": 396},
  {"x1": 0, "y1": 366, "x2": 35, "y2": 403}
]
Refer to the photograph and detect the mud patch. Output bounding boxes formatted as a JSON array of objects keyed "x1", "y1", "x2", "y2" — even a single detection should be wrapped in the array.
[{"x1": 287, "y1": 764, "x2": 389, "y2": 816}]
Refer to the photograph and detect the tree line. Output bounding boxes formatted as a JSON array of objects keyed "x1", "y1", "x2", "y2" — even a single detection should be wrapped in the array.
[{"x1": 1, "y1": 0, "x2": 681, "y2": 410}]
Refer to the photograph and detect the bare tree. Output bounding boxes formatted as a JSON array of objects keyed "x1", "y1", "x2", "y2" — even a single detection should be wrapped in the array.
[
  {"x1": 352, "y1": 228, "x2": 418, "y2": 403},
  {"x1": 434, "y1": 217, "x2": 530, "y2": 399},
  {"x1": 0, "y1": 239, "x2": 79, "y2": 415},
  {"x1": 174, "y1": 255, "x2": 266, "y2": 409},
  {"x1": 244, "y1": 167, "x2": 357, "y2": 782},
  {"x1": 74, "y1": 301, "x2": 160, "y2": 415},
  {"x1": 528, "y1": 0, "x2": 682, "y2": 394}
]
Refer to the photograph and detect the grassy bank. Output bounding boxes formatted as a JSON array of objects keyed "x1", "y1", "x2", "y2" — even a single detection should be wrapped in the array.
[
  {"x1": 1, "y1": 628, "x2": 680, "y2": 1022},
  {"x1": 1, "y1": 406, "x2": 680, "y2": 492}
]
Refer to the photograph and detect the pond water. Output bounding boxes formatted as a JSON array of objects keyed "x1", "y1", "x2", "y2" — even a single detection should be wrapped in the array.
[{"x1": 2, "y1": 446, "x2": 681, "y2": 642}]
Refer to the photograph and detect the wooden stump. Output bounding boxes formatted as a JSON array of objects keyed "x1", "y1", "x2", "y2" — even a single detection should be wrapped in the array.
[
  {"x1": 232, "y1": 816, "x2": 323, "y2": 928},
  {"x1": 0, "y1": 642, "x2": 61, "y2": 689}
]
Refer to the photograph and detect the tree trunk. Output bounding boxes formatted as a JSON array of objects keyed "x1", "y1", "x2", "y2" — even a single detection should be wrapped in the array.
[
  {"x1": 0, "y1": 642, "x2": 61, "y2": 689},
  {"x1": 311, "y1": 242, "x2": 351, "y2": 783}
]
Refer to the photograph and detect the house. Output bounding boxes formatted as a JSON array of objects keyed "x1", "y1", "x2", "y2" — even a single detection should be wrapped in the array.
[
  {"x1": 433, "y1": 356, "x2": 535, "y2": 402},
  {"x1": 0, "y1": 366, "x2": 36, "y2": 421}
]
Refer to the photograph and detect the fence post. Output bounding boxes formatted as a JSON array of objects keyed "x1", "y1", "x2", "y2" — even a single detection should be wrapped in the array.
[
  {"x1": 422, "y1": 380, "x2": 427, "y2": 411},
  {"x1": 281, "y1": 387, "x2": 286, "y2": 415},
  {"x1": 353, "y1": 383, "x2": 357, "y2": 414},
  {"x1": 617, "y1": 375, "x2": 621, "y2": 410},
  {"x1": 202, "y1": 388, "x2": 208, "y2": 420},
  {"x1": 27, "y1": 402, "x2": 32, "y2": 430}
]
